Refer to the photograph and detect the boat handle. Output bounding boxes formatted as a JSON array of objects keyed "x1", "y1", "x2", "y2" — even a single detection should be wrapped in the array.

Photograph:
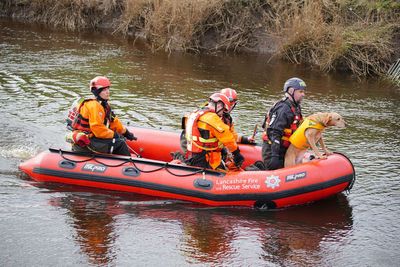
[
  {"x1": 59, "y1": 160, "x2": 76, "y2": 169},
  {"x1": 194, "y1": 178, "x2": 213, "y2": 190},
  {"x1": 122, "y1": 167, "x2": 141, "y2": 177}
]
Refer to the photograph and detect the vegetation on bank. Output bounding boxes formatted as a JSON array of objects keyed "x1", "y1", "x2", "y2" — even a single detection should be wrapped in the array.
[{"x1": 1, "y1": 0, "x2": 399, "y2": 77}]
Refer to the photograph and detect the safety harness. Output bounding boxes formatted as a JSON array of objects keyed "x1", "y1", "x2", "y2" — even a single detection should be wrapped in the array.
[
  {"x1": 261, "y1": 99, "x2": 303, "y2": 148},
  {"x1": 66, "y1": 98, "x2": 92, "y2": 133},
  {"x1": 66, "y1": 97, "x2": 115, "y2": 147}
]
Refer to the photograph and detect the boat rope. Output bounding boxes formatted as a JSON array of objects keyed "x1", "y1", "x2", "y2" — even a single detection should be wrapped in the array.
[
  {"x1": 59, "y1": 150, "x2": 95, "y2": 163},
  {"x1": 93, "y1": 157, "x2": 132, "y2": 168},
  {"x1": 59, "y1": 149, "x2": 130, "y2": 167},
  {"x1": 164, "y1": 163, "x2": 205, "y2": 177},
  {"x1": 127, "y1": 159, "x2": 205, "y2": 176},
  {"x1": 58, "y1": 149, "x2": 207, "y2": 177},
  {"x1": 129, "y1": 160, "x2": 165, "y2": 173}
]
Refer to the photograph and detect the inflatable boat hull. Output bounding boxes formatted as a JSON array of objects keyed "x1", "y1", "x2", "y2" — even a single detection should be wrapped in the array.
[{"x1": 19, "y1": 127, "x2": 355, "y2": 208}]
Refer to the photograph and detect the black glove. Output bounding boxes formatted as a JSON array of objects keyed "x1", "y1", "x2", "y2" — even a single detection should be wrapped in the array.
[
  {"x1": 241, "y1": 136, "x2": 256, "y2": 145},
  {"x1": 268, "y1": 156, "x2": 281, "y2": 170},
  {"x1": 232, "y1": 149, "x2": 245, "y2": 168},
  {"x1": 123, "y1": 129, "x2": 137, "y2": 141}
]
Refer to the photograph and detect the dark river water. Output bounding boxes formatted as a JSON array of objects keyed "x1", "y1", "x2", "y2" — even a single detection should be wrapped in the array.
[{"x1": 1, "y1": 19, "x2": 399, "y2": 266}]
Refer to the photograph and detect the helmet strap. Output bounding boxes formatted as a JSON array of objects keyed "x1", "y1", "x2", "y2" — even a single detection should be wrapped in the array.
[
  {"x1": 97, "y1": 95, "x2": 107, "y2": 102},
  {"x1": 91, "y1": 87, "x2": 103, "y2": 97},
  {"x1": 213, "y1": 101, "x2": 224, "y2": 116},
  {"x1": 286, "y1": 88, "x2": 299, "y2": 107},
  {"x1": 230, "y1": 101, "x2": 237, "y2": 112}
]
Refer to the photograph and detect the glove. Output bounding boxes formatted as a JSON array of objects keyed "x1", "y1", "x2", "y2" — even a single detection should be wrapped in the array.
[
  {"x1": 241, "y1": 136, "x2": 256, "y2": 145},
  {"x1": 123, "y1": 129, "x2": 137, "y2": 141},
  {"x1": 268, "y1": 156, "x2": 281, "y2": 170},
  {"x1": 71, "y1": 131, "x2": 90, "y2": 147},
  {"x1": 232, "y1": 149, "x2": 245, "y2": 168}
]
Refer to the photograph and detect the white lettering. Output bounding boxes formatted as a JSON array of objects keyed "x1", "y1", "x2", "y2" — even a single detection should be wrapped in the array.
[
  {"x1": 241, "y1": 184, "x2": 261, "y2": 190},
  {"x1": 222, "y1": 184, "x2": 240, "y2": 190},
  {"x1": 83, "y1": 163, "x2": 106, "y2": 172},
  {"x1": 213, "y1": 177, "x2": 262, "y2": 191}
]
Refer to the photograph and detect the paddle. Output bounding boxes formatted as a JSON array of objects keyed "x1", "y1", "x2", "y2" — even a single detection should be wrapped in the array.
[{"x1": 251, "y1": 124, "x2": 258, "y2": 140}]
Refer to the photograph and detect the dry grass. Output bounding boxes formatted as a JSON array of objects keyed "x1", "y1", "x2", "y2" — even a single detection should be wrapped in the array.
[
  {"x1": 2, "y1": 0, "x2": 120, "y2": 30},
  {"x1": 114, "y1": 0, "x2": 149, "y2": 36},
  {"x1": 142, "y1": 0, "x2": 224, "y2": 52},
  {"x1": 269, "y1": 0, "x2": 399, "y2": 76},
  {"x1": 2, "y1": 0, "x2": 399, "y2": 76}
]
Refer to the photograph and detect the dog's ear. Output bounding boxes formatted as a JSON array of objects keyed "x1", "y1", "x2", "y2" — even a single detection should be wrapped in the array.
[{"x1": 322, "y1": 113, "x2": 332, "y2": 126}]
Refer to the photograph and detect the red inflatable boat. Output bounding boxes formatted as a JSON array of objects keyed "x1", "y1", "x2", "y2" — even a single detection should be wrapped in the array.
[{"x1": 19, "y1": 127, "x2": 355, "y2": 209}]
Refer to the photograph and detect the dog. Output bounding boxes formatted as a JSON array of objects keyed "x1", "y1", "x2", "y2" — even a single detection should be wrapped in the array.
[{"x1": 284, "y1": 112, "x2": 346, "y2": 167}]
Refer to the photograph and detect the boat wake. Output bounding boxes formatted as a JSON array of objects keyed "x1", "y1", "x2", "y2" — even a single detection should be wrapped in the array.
[{"x1": 0, "y1": 145, "x2": 39, "y2": 160}]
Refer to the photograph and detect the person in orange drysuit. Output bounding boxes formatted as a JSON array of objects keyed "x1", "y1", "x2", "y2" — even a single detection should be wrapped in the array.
[
  {"x1": 66, "y1": 76, "x2": 136, "y2": 156},
  {"x1": 184, "y1": 93, "x2": 244, "y2": 170},
  {"x1": 177, "y1": 88, "x2": 254, "y2": 163}
]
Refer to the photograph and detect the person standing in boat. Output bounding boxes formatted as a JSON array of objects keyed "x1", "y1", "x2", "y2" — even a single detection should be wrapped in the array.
[
  {"x1": 247, "y1": 77, "x2": 305, "y2": 170},
  {"x1": 184, "y1": 92, "x2": 245, "y2": 170},
  {"x1": 66, "y1": 76, "x2": 136, "y2": 156}
]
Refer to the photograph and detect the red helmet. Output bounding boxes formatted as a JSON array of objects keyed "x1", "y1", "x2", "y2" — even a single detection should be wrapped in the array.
[
  {"x1": 220, "y1": 88, "x2": 237, "y2": 103},
  {"x1": 90, "y1": 76, "x2": 111, "y2": 91},
  {"x1": 209, "y1": 93, "x2": 231, "y2": 112},
  {"x1": 220, "y1": 88, "x2": 238, "y2": 111}
]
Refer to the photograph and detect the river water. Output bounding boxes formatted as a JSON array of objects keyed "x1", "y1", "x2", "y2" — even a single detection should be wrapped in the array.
[{"x1": 0, "y1": 18, "x2": 399, "y2": 266}]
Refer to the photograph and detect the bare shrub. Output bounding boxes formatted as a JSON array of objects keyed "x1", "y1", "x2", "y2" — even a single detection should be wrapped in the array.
[
  {"x1": 274, "y1": 0, "x2": 399, "y2": 76},
  {"x1": 4, "y1": 0, "x2": 119, "y2": 30},
  {"x1": 335, "y1": 24, "x2": 395, "y2": 76},
  {"x1": 114, "y1": 0, "x2": 150, "y2": 36},
  {"x1": 2, "y1": 0, "x2": 399, "y2": 76},
  {"x1": 201, "y1": 1, "x2": 268, "y2": 52},
  {"x1": 142, "y1": 0, "x2": 224, "y2": 52}
]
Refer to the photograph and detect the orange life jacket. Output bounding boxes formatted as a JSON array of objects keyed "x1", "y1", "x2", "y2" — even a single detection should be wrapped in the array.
[
  {"x1": 281, "y1": 106, "x2": 302, "y2": 148},
  {"x1": 66, "y1": 98, "x2": 93, "y2": 133},
  {"x1": 66, "y1": 97, "x2": 114, "y2": 134},
  {"x1": 185, "y1": 110, "x2": 222, "y2": 153}
]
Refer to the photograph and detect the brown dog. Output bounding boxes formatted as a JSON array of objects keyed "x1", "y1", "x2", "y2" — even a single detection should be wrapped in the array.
[{"x1": 284, "y1": 112, "x2": 346, "y2": 167}]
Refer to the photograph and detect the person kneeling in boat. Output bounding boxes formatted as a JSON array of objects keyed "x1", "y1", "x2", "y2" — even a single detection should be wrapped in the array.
[
  {"x1": 66, "y1": 76, "x2": 136, "y2": 156},
  {"x1": 184, "y1": 92, "x2": 245, "y2": 170},
  {"x1": 177, "y1": 88, "x2": 254, "y2": 162}
]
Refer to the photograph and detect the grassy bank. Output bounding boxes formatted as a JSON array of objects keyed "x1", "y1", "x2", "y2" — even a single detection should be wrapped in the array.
[{"x1": 1, "y1": 0, "x2": 399, "y2": 77}]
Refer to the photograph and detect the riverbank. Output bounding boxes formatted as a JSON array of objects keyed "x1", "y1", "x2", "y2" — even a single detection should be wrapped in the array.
[{"x1": 1, "y1": 0, "x2": 399, "y2": 77}]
